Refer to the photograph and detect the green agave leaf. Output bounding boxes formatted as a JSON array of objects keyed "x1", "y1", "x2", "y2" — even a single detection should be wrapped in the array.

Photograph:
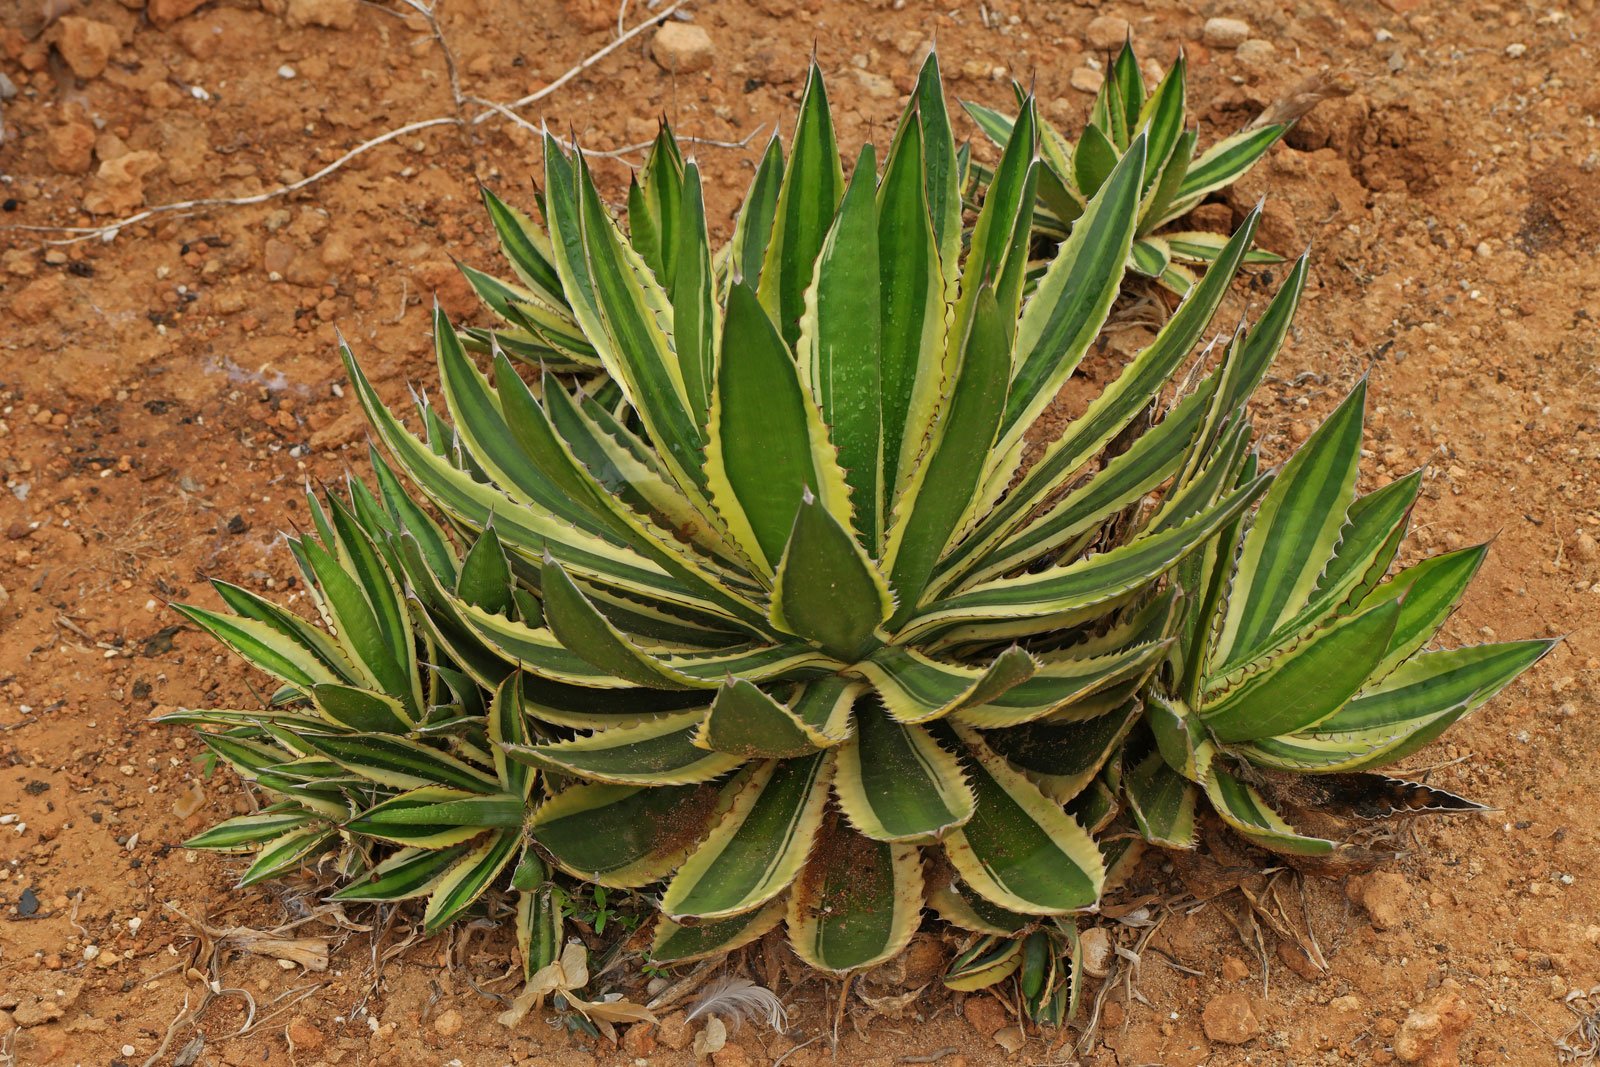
[
  {"x1": 1160, "y1": 124, "x2": 1286, "y2": 226},
  {"x1": 660, "y1": 754, "x2": 831, "y2": 920},
  {"x1": 172, "y1": 605, "x2": 342, "y2": 693},
  {"x1": 770, "y1": 492, "x2": 892, "y2": 659},
  {"x1": 505, "y1": 710, "x2": 740, "y2": 787},
  {"x1": 787, "y1": 814, "x2": 923, "y2": 973},
  {"x1": 1135, "y1": 56, "x2": 1187, "y2": 194},
  {"x1": 833, "y1": 710, "x2": 975, "y2": 842},
  {"x1": 310, "y1": 683, "x2": 412, "y2": 733},
  {"x1": 347, "y1": 786, "x2": 521, "y2": 848},
  {"x1": 530, "y1": 780, "x2": 722, "y2": 888},
  {"x1": 651, "y1": 898, "x2": 787, "y2": 965},
  {"x1": 1213, "y1": 381, "x2": 1369, "y2": 670},
  {"x1": 540, "y1": 556, "x2": 704, "y2": 689},
  {"x1": 723, "y1": 135, "x2": 784, "y2": 294},
  {"x1": 909, "y1": 52, "x2": 961, "y2": 279},
  {"x1": 939, "y1": 725, "x2": 1104, "y2": 914},
  {"x1": 885, "y1": 283, "x2": 1013, "y2": 625},
  {"x1": 800, "y1": 143, "x2": 884, "y2": 544},
  {"x1": 1358, "y1": 544, "x2": 1490, "y2": 680},
  {"x1": 927, "y1": 879, "x2": 1031, "y2": 936},
  {"x1": 1001, "y1": 134, "x2": 1146, "y2": 448},
  {"x1": 854, "y1": 645, "x2": 1037, "y2": 725},
  {"x1": 517, "y1": 883, "x2": 563, "y2": 981},
  {"x1": 488, "y1": 675, "x2": 533, "y2": 799},
  {"x1": 1124, "y1": 750, "x2": 1197, "y2": 849},
  {"x1": 697, "y1": 679, "x2": 831, "y2": 759},
  {"x1": 208, "y1": 579, "x2": 361, "y2": 684},
  {"x1": 329, "y1": 843, "x2": 474, "y2": 902},
  {"x1": 479, "y1": 186, "x2": 565, "y2": 308},
  {"x1": 758, "y1": 62, "x2": 845, "y2": 346},
  {"x1": 673, "y1": 161, "x2": 718, "y2": 432},
  {"x1": 295, "y1": 731, "x2": 501, "y2": 792},
  {"x1": 238, "y1": 825, "x2": 337, "y2": 887},
  {"x1": 1203, "y1": 765, "x2": 1336, "y2": 856},
  {"x1": 1327, "y1": 640, "x2": 1555, "y2": 735},
  {"x1": 423, "y1": 829, "x2": 519, "y2": 933},
  {"x1": 1072, "y1": 122, "x2": 1120, "y2": 201},
  {"x1": 943, "y1": 934, "x2": 1024, "y2": 991},
  {"x1": 184, "y1": 806, "x2": 318, "y2": 851},
  {"x1": 979, "y1": 699, "x2": 1142, "y2": 804},
  {"x1": 706, "y1": 283, "x2": 855, "y2": 574},
  {"x1": 940, "y1": 207, "x2": 1263, "y2": 579},
  {"x1": 876, "y1": 102, "x2": 949, "y2": 519},
  {"x1": 1200, "y1": 598, "x2": 1401, "y2": 743},
  {"x1": 953, "y1": 639, "x2": 1171, "y2": 729}
]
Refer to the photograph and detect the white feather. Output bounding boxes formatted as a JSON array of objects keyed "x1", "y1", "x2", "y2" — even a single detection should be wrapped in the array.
[{"x1": 685, "y1": 976, "x2": 789, "y2": 1033}]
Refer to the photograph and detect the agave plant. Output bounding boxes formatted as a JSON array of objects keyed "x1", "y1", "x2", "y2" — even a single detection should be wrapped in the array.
[
  {"x1": 1115, "y1": 376, "x2": 1558, "y2": 853},
  {"x1": 164, "y1": 468, "x2": 564, "y2": 983},
  {"x1": 963, "y1": 40, "x2": 1285, "y2": 294},
  {"x1": 321, "y1": 53, "x2": 1313, "y2": 976}
]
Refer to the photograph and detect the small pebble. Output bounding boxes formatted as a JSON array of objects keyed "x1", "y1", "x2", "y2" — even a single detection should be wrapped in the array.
[
  {"x1": 278, "y1": 64, "x2": 297, "y2": 79},
  {"x1": 1070, "y1": 66, "x2": 1105, "y2": 93},
  {"x1": 1505, "y1": 42, "x2": 1527, "y2": 58},
  {"x1": 1202, "y1": 16, "x2": 1251, "y2": 49}
]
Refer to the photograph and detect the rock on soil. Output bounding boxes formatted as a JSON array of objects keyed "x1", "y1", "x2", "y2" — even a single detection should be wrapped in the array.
[
  {"x1": 45, "y1": 124, "x2": 96, "y2": 175},
  {"x1": 1070, "y1": 66, "x2": 1105, "y2": 93},
  {"x1": 1349, "y1": 870, "x2": 1410, "y2": 930},
  {"x1": 54, "y1": 17, "x2": 120, "y2": 78},
  {"x1": 652, "y1": 22, "x2": 715, "y2": 74},
  {"x1": 1202, "y1": 16, "x2": 1251, "y2": 48},
  {"x1": 285, "y1": 0, "x2": 358, "y2": 29},
  {"x1": 1080, "y1": 926, "x2": 1113, "y2": 978},
  {"x1": 148, "y1": 0, "x2": 212, "y2": 25},
  {"x1": 1394, "y1": 989, "x2": 1473, "y2": 1065},
  {"x1": 1086, "y1": 15, "x2": 1130, "y2": 51},
  {"x1": 1201, "y1": 992, "x2": 1262, "y2": 1045},
  {"x1": 962, "y1": 994, "x2": 1009, "y2": 1038}
]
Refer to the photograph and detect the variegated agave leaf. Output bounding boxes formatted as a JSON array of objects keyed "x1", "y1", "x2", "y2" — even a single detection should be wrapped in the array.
[
  {"x1": 964, "y1": 40, "x2": 1286, "y2": 295},
  {"x1": 340, "y1": 52, "x2": 1287, "y2": 977}
]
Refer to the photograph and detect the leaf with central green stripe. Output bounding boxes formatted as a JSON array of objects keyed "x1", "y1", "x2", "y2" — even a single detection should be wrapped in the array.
[
  {"x1": 979, "y1": 699, "x2": 1142, "y2": 803},
  {"x1": 184, "y1": 806, "x2": 318, "y2": 851},
  {"x1": 939, "y1": 208, "x2": 1262, "y2": 580},
  {"x1": 1124, "y1": 750, "x2": 1197, "y2": 848},
  {"x1": 488, "y1": 675, "x2": 532, "y2": 798},
  {"x1": 330, "y1": 843, "x2": 474, "y2": 902},
  {"x1": 506, "y1": 710, "x2": 739, "y2": 786},
  {"x1": 758, "y1": 63, "x2": 844, "y2": 344},
  {"x1": 1201, "y1": 598, "x2": 1400, "y2": 743},
  {"x1": 540, "y1": 557, "x2": 704, "y2": 689},
  {"x1": 705, "y1": 284, "x2": 855, "y2": 573},
  {"x1": 834, "y1": 710, "x2": 974, "y2": 841},
  {"x1": 1159, "y1": 124, "x2": 1286, "y2": 225},
  {"x1": 652, "y1": 899, "x2": 786, "y2": 964},
  {"x1": 172, "y1": 605, "x2": 342, "y2": 693},
  {"x1": 673, "y1": 161, "x2": 718, "y2": 431},
  {"x1": 911, "y1": 53, "x2": 961, "y2": 278},
  {"x1": 697, "y1": 680, "x2": 829, "y2": 758},
  {"x1": 208, "y1": 580, "x2": 360, "y2": 684},
  {"x1": 347, "y1": 786, "x2": 521, "y2": 847},
  {"x1": 724, "y1": 136, "x2": 784, "y2": 293},
  {"x1": 943, "y1": 934, "x2": 1025, "y2": 991},
  {"x1": 660, "y1": 754, "x2": 831, "y2": 920},
  {"x1": 531, "y1": 780, "x2": 723, "y2": 887},
  {"x1": 1204, "y1": 766, "x2": 1335, "y2": 856},
  {"x1": 787, "y1": 814, "x2": 923, "y2": 973},
  {"x1": 1212, "y1": 382, "x2": 1368, "y2": 670},
  {"x1": 423, "y1": 829, "x2": 519, "y2": 933},
  {"x1": 295, "y1": 732, "x2": 501, "y2": 792},
  {"x1": 876, "y1": 110, "x2": 948, "y2": 515},
  {"x1": 854, "y1": 645, "x2": 1037, "y2": 725},
  {"x1": 885, "y1": 285, "x2": 1012, "y2": 624},
  {"x1": 909, "y1": 478, "x2": 1266, "y2": 638},
  {"x1": 1000, "y1": 135, "x2": 1145, "y2": 450},
  {"x1": 238, "y1": 825, "x2": 336, "y2": 887},
  {"x1": 1323, "y1": 640, "x2": 1555, "y2": 735},
  {"x1": 310, "y1": 683, "x2": 412, "y2": 733},
  {"x1": 572, "y1": 155, "x2": 707, "y2": 489},
  {"x1": 1356, "y1": 545, "x2": 1490, "y2": 680},
  {"x1": 771, "y1": 492, "x2": 892, "y2": 659},
  {"x1": 938, "y1": 725, "x2": 1104, "y2": 914},
  {"x1": 953, "y1": 640, "x2": 1170, "y2": 728},
  {"x1": 800, "y1": 144, "x2": 883, "y2": 543}
]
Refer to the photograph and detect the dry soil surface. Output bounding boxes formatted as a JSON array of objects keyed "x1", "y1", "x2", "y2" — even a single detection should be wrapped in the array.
[{"x1": 1, "y1": 0, "x2": 1598, "y2": 1064}]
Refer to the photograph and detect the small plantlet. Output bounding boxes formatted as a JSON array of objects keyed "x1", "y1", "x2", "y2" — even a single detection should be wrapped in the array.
[
  {"x1": 167, "y1": 51, "x2": 1545, "y2": 1027},
  {"x1": 963, "y1": 40, "x2": 1286, "y2": 294}
]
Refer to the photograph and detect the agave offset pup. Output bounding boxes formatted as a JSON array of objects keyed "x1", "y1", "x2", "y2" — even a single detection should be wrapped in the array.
[{"x1": 964, "y1": 40, "x2": 1286, "y2": 294}]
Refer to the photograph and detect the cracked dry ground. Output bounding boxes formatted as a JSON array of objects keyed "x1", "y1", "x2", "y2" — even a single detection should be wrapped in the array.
[{"x1": 1, "y1": 0, "x2": 1598, "y2": 1064}]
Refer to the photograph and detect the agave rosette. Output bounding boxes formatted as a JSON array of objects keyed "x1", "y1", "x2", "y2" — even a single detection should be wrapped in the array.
[
  {"x1": 328, "y1": 54, "x2": 1307, "y2": 974},
  {"x1": 964, "y1": 40, "x2": 1286, "y2": 295}
]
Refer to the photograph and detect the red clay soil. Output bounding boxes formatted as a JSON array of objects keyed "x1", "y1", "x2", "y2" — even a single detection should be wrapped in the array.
[{"x1": 1, "y1": 0, "x2": 1598, "y2": 1064}]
